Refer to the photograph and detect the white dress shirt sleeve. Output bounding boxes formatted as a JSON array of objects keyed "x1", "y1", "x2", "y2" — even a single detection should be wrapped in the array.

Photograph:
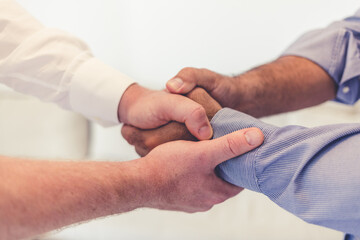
[{"x1": 0, "y1": 0, "x2": 135, "y2": 126}]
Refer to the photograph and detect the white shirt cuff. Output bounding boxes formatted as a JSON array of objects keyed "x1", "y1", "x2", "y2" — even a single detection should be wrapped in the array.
[{"x1": 69, "y1": 58, "x2": 135, "y2": 126}]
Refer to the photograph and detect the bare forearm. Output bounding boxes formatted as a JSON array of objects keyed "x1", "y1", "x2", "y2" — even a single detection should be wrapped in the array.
[
  {"x1": 233, "y1": 56, "x2": 337, "y2": 117},
  {"x1": 168, "y1": 56, "x2": 337, "y2": 118},
  {"x1": 0, "y1": 156, "x2": 148, "y2": 240}
]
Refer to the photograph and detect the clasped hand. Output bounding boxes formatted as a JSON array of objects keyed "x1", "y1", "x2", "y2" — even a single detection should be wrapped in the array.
[
  {"x1": 118, "y1": 83, "x2": 213, "y2": 142},
  {"x1": 120, "y1": 67, "x2": 243, "y2": 156},
  {"x1": 118, "y1": 78, "x2": 264, "y2": 213}
]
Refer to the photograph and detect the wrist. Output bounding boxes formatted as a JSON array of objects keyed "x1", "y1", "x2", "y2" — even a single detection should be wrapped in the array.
[
  {"x1": 118, "y1": 84, "x2": 150, "y2": 123},
  {"x1": 229, "y1": 74, "x2": 257, "y2": 114},
  {"x1": 208, "y1": 74, "x2": 250, "y2": 112},
  {"x1": 126, "y1": 157, "x2": 166, "y2": 209},
  {"x1": 111, "y1": 159, "x2": 155, "y2": 211}
]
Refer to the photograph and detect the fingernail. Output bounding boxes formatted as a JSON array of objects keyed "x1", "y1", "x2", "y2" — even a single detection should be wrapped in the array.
[
  {"x1": 199, "y1": 125, "x2": 212, "y2": 139},
  {"x1": 244, "y1": 129, "x2": 263, "y2": 146},
  {"x1": 168, "y1": 78, "x2": 184, "y2": 90}
]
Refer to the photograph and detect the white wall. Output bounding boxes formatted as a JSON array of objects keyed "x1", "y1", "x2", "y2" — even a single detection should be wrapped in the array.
[{"x1": 16, "y1": 0, "x2": 360, "y2": 160}]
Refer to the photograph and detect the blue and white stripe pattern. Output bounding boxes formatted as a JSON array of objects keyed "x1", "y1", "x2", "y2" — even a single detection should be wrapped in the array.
[
  {"x1": 212, "y1": 9, "x2": 360, "y2": 239},
  {"x1": 282, "y1": 9, "x2": 360, "y2": 106},
  {"x1": 212, "y1": 108, "x2": 360, "y2": 238}
]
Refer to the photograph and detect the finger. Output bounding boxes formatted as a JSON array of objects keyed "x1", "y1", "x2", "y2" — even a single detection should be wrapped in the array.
[
  {"x1": 122, "y1": 124, "x2": 160, "y2": 153},
  {"x1": 166, "y1": 68, "x2": 218, "y2": 94},
  {"x1": 121, "y1": 124, "x2": 142, "y2": 146},
  {"x1": 199, "y1": 128, "x2": 264, "y2": 166},
  {"x1": 161, "y1": 94, "x2": 213, "y2": 140},
  {"x1": 135, "y1": 146, "x2": 149, "y2": 157},
  {"x1": 186, "y1": 88, "x2": 221, "y2": 120}
]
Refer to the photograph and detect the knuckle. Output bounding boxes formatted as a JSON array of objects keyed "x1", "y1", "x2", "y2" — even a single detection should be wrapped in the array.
[
  {"x1": 177, "y1": 67, "x2": 199, "y2": 81},
  {"x1": 121, "y1": 126, "x2": 130, "y2": 139},
  {"x1": 179, "y1": 67, "x2": 196, "y2": 75},
  {"x1": 121, "y1": 125, "x2": 146, "y2": 147}
]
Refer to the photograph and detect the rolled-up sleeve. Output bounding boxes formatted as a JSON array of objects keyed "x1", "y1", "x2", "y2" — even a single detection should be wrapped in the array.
[
  {"x1": 282, "y1": 9, "x2": 360, "y2": 105},
  {"x1": 212, "y1": 108, "x2": 360, "y2": 238}
]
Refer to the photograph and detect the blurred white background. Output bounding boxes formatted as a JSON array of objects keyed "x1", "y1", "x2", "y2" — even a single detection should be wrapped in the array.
[
  {"x1": 2, "y1": 0, "x2": 360, "y2": 239},
  {"x1": 16, "y1": 0, "x2": 360, "y2": 161}
]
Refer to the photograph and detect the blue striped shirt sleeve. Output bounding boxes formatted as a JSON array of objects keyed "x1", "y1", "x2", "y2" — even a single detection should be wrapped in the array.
[
  {"x1": 212, "y1": 108, "x2": 360, "y2": 238},
  {"x1": 282, "y1": 9, "x2": 360, "y2": 105}
]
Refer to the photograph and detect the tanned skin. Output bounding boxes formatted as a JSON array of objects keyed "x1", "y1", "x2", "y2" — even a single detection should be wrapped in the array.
[
  {"x1": 0, "y1": 84, "x2": 265, "y2": 240},
  {"x1": 168, "y1": 56, "x2": 336, "y2": 117},
  {"x1": 122, "y1": 88, "x2": 221, "y2": 156},
  {"x1": 123, "y1": 56, "x2": 336, "y2": 155}
]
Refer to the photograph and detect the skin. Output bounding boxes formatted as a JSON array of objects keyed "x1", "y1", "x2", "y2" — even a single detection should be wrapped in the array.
[
  {"x1": 122, "y1": 88, "x2": 222, "y2": 156},
  {"x1": 0, "y1": 128, "x2": 263, "y2": 240},
  {"x1": 118, "y1": 83, "x2": 213, "y2": 140},
  {"x1": 123, "y1": 56, "x2": 337, "y2": 157},
  {"x1": 0, "y1": 82, "x2": 264, "y2": 240},
  {"x1": 167, "y1": 56, "x2": 337, "y2": 117}
]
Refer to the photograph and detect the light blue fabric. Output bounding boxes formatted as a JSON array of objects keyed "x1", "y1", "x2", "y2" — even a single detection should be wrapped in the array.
[
  {"x1": 222, "y1": 10, "x2": 360, "y2": 238},
  {"x1": 282, "y1": 10, "x2": 360, "y2": 105},
  {"x1": 212, "y1": 108, "x2": 360, "y2": 238},
  {"x1": 346, "y1": 233, "x2": 360, "y2": 240}
]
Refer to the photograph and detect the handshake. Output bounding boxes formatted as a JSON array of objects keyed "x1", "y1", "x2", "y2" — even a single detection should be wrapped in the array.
[
  {"x1": 120, "y1": 67, "x2": 264, "y2": 156},
  {"x1": 117, "y1": 67, "x2": 264, "y2": 213},
  {"x1": 122, "y1": 86, "x2": 222, "y2": 156}
]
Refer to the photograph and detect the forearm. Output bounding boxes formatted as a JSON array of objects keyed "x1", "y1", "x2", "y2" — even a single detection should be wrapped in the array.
[
  {"x1": 168, "y1": 56, "x2": 337, "y2": 118},
  {"x1": 233, "y1": 56, "x2": 336, "y2": 117},
  {"x1": 213, "y1": 108, "x2": 360, "y2": 236},
  {"x1": 0, "y1": 156, "x2": 148, "y2": 239},
  {"x1": 239, "y1": 11, "x2": 360, "y2": 117},
  {"x1": 233, "y1": 12, "x2": 360, "y2": 117},
  {"x1": 169, "y1": 13, "x2": 360, "y2": 120}
]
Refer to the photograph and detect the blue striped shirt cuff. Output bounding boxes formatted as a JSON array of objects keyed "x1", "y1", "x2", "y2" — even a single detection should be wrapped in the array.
[{"x1": 211, "y1": 108, "x2": 276, "y2": 192}]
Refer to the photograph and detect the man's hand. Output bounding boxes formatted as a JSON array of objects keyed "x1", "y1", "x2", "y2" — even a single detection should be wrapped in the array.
[
  {"x1": 166, "y1": 68, "x2": 239, "y2": 109},
  {"x1": 140, "y1": 128, "x2": 264, "y2": 213},
  {"x1": 118, "y1": 84, "x2": 213, "y2": 140},
  {"x1": 0, "y1": 128, "x2": 263, "y2": 239},
  {"x1": 165, "y1": 56, "x2": 336, "y2": 117},
  {"x1": 122, "y1": 88, "x2": 221, "y2": 156}
]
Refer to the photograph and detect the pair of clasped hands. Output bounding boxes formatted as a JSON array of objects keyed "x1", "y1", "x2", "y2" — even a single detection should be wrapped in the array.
[{"x1": 119, "y1": 67, "x2": 264, "y2": 213}]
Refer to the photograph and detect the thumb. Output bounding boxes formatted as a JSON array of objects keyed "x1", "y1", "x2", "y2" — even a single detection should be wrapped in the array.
[
  {"x1": 200, "y1": 128, "x2": 264, "y2": 166},
  {"x1": 166, "y1": 68, "x2": 218, "y2": 94},
  {"x1": 160, "y1": 94, "x2": 213, "y2": 140}
]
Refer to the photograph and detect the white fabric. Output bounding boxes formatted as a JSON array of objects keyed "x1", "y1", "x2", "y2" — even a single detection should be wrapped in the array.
[{"x1": 0, "y1": 0, "x2": 134, "y2": 126}]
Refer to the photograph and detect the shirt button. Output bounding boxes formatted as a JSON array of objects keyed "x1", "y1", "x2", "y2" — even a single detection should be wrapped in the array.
[{"x1": 342, "y1": 86, "x2": 350, "y2": 94}]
